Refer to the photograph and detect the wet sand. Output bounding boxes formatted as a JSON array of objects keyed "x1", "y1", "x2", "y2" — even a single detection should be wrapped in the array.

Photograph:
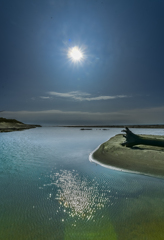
[{"x1": 91, "y1": 134, "x2": 164, "y2": 178}]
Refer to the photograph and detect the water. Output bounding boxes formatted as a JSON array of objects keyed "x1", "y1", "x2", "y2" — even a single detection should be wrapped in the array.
[{"x1": 1, "y1": 127, "x2": 164, "y2": 240}]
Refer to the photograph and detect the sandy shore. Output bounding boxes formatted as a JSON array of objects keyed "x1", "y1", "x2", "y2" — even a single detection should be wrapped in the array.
[{"x1": 90, "y1": 134, "x2": 164, "y2": 178}]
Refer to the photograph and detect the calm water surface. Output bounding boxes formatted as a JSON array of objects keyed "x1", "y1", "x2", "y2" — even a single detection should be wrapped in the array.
[{"x1": 1, "y1": 127, "x2": 164, "y2": 240}]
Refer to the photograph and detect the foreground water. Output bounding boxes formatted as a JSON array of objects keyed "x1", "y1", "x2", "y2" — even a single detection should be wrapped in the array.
[{"x1": 1, "y1": 127, "x2": 164, "y2": 240}]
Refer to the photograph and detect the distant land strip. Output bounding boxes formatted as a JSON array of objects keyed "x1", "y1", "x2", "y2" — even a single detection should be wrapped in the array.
[{"x1": 60, "y1": 125, "x2": 164, "y2": 129}]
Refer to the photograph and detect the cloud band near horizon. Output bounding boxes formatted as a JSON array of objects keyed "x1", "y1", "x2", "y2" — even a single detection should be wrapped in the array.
[{"x1": 2, "y1": 106, "x2": 164, "y2": 125}]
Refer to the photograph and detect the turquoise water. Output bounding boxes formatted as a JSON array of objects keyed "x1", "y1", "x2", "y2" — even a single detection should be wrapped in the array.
[{"x1": 1, "y1": 127, "x2": 164, "y2": 240}]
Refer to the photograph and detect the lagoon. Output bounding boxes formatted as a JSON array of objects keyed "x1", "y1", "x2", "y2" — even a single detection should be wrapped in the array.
[{"x1": 1, "y1": 127, "x2": 164, "y2": 239}]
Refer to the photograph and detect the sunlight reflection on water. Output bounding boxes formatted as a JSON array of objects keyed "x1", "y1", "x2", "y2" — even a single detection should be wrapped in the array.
[{"x1": 44, "y1": 169, "x2": 109, "y2": 220}]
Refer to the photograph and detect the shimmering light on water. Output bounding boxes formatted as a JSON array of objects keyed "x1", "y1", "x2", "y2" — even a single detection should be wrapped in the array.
[
  {"x1": 46, "y1": 169, "x2": 109, "y2": 220},
  {"x1": 1, "y1": 127, "x2": 164, "y2": 239}
]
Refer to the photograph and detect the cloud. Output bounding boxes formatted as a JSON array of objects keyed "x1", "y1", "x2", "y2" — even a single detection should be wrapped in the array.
[
  {"x1": 2, "y1": 106, "x2": 164, "y2": 125},
  {"x1": 40, "y1": 96, "x2": 51, "y2": 99},
  {"x1": 48, "y1": 91, "x2": 128, "y2": 101}
]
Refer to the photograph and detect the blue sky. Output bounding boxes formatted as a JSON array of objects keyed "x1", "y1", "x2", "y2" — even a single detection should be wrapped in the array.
[{"x1": 1, "y1": 0, "x2": 164, "y2": 125}]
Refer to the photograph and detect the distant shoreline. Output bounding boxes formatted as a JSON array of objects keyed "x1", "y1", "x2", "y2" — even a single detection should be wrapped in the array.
[{"x1": 60, "y1": 125, "x2": 164, "y2": 129}]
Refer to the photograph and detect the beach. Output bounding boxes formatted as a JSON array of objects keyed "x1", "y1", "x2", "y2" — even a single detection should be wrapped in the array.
[{"x1": 91, "y1": 133, "x2": 164, "y2": 178}]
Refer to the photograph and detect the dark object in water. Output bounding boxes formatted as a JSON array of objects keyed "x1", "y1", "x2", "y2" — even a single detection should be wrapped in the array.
[{"x1": 80, "y1": 128, "x2": 92, "y2": 130}]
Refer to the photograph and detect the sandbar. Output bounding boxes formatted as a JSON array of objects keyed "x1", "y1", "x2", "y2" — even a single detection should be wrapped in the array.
[{"x1": 90, "y1": 134, "x2": 164, "y2": 178}]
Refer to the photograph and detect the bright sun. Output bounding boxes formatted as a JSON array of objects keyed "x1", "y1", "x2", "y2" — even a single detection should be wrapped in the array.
[{"x1": 68, "y1": 46, "x2": 83, "y2": 62}]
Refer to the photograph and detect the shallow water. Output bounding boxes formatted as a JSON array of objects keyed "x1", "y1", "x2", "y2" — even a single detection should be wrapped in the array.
[{"x1": 1, "y1": 127, "x2": 164, "y2": 240}]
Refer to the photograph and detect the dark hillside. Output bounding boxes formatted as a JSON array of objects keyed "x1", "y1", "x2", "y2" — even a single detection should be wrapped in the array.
[{"x1": 0, "y1": 117, "x2": 23, "y2": 124}]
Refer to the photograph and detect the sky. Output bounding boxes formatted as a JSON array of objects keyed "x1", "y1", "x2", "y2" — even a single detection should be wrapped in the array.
[{"x1": 1, "y1": 0, "x2": 164, "y2": 125}]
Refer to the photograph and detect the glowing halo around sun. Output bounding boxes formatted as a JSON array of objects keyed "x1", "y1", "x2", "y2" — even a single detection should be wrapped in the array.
[{"x1": 68, "y1": 46, "x2": 84, "y2": 63}]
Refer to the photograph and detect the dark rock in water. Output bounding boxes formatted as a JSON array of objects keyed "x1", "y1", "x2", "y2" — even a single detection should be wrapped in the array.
[{"x1": 80, "y1": 128, "x2": 92, "y2": 130}]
